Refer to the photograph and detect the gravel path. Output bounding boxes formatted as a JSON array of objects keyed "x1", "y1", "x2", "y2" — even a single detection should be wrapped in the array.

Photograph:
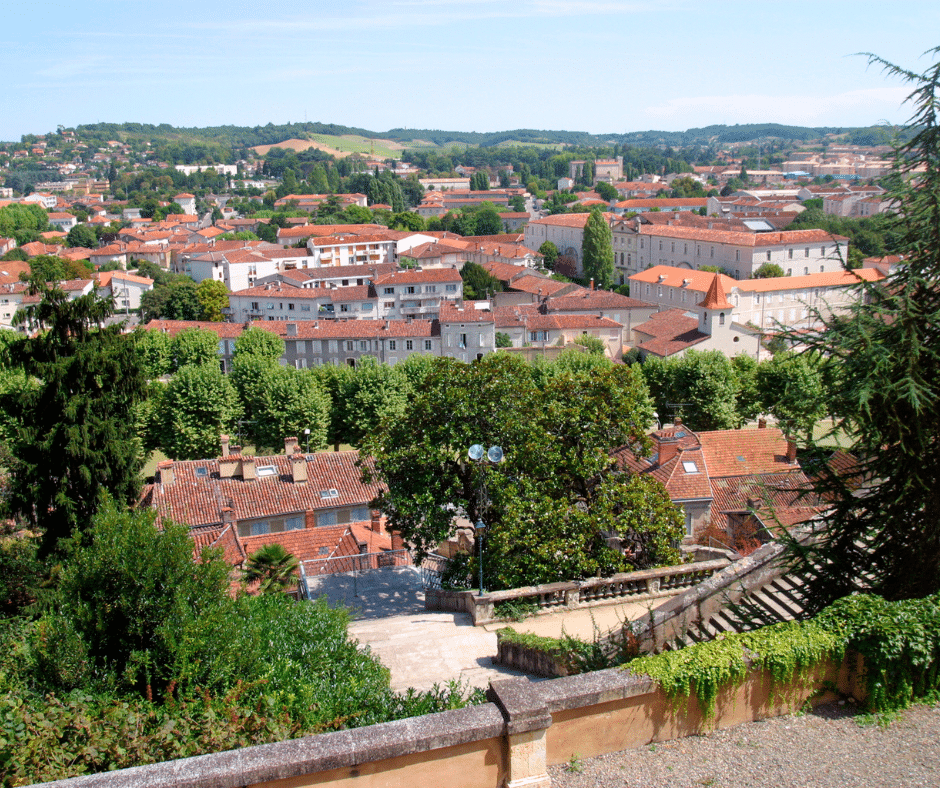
[{"x1": 549, "y1": 702, "x2": 940, "y2": 788}]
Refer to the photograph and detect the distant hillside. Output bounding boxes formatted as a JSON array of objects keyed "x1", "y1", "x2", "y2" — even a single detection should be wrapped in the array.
[{"x1": 44, "y1": 120, "x2": 899, "y2": 157}]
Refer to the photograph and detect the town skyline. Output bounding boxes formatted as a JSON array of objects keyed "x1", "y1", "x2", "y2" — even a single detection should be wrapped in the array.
[{"x1": 3, "y1": 1, "x2": 938, "y2": 143}]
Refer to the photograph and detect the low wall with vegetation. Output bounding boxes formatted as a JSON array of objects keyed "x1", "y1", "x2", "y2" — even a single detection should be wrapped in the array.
[
  {"x1": 425, "y1": 558, "x2": 731, "y2": 626},
  {"x1": 31, "y1": 592, "x2": 940, "y2": 788}
]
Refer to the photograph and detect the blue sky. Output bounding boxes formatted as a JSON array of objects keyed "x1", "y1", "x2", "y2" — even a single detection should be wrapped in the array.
[{"x1": 2, "y1": 1, "x2": 938, "y2": 142}]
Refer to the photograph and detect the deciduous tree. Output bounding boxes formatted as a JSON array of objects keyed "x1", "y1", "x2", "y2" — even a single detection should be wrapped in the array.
[{"x1": 581, "y1": 208, "x2": 614, "y2": 289}]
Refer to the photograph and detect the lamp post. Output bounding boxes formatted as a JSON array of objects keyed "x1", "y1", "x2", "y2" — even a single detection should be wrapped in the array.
[
  {"x1": 303, "y1": 427, "x2": 310, "y2": 454},
  {"x1": 468, "y1": 444, "x2": 504, "y2": 596}
]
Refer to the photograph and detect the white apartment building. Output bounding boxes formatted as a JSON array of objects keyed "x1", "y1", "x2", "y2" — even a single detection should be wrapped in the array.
[
  {"x1": 629, "y1": 265, "x2": 884, "y2": 332},
  {"x1": 611, "y1": 221, "x2": 849, "y2": 284}
]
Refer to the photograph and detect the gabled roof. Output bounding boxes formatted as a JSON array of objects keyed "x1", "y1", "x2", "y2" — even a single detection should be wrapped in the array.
[{"x1": 632, "y1": 309, "x2": 709, "y2": 357}]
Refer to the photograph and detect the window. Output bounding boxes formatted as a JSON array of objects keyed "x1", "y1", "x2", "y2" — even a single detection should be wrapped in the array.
[
  {"x1": 445, "y1": 284, "x2": 457, "y2": 292},
  {"x1": 766, "y1": 251, "x2": 772, "y2": 261},
  {"x1": 459, "y1": 333, "x2": 468, "y2": 348},
  {"x1": 384, "y1": 287, "x2": 394, "y2": 295},
  {"x1": 384, "y1": 301, "x2": 394, "y2": 309},
  {"x1": 682, "y1": 461, "x2": 699, "y2": 474},
  {"x1": 317, "y1": 510, "x2": 337, "y2": 527},
  {"x1": 328, "y1": 340, "x2": 338, "y2": 353},
  {"x1": 529, "y1": 330, "x2": 547, "y2": 342},
  {"x1": 250, "y1": 521, "x2": 269, "y2": 536},
  {"x1": 406, "y1": 286, "x2": 416, "y2": 294},
  {"x1": 345, "y1": 341, "x2": 354, "y2": 351},
  {"x1": 358, "y1": 340, "x2": 369, "y2": 351},
  {"x1": 804, "y1": 267, "x2": 809, "y2": 275},
  {"x1": 424, "y1": 285, "x2": 436, "y2": 293},
  {"x1": 340, "y1": 304, "x2": 349, "y2": 312},
  {"x1": 256, "y1": 465, "x2": 277, "y2": 478},
  {"x1": 301, "y1": 304, "x2": 311, "y2": 311},
  {"x1": 406, "y1": 340, "x2": 413, "y2": 350},
  {"x1": 424, "y1": 340, "x2": 432, "y2": 350},
  {"x1": 710, "y1": 246, "x2": 714, "y2": 258},
  {"x1": 297, "y1": 341, "x2": 306, "y2": 354},
  {"x1": 250, "y1": 301, "x2": 259, "y2": 311},
  {"x1": 805, "y1": 247, "x2": 810, "y2": 257},
  {"x1": 361, "y1": 302, "x2": 373, "y2": 312},
  {"x1": 719, "y1": 312, "x2": 725, "y2": 326},
  {"x1": 266, "y1": 302, "x2": 274, "y2": 310},
  {"x1": 341, "y1": 279, "x2": 349, "y2": 286},
  {"x1": 288, "y1": 302, "x2": 295, "y2": 310},
  {"x1": 389, "y1": 340, "x2": 397, "y2": 350}
]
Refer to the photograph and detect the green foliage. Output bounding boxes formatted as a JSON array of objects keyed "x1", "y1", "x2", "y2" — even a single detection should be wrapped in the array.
[
  {"x1": 65, "y1": 223, "x2": 97, "y2": 249},
  {"x1": 20, "y1": 254, "x2": 92, "y2": 283},
  {"x1": 574, "y1": 333, "x2": 605, "y2": 355},
  {"x1": 250, "y1": 367, "x2": 331, "y2": 454},
  {"x1": 493, "y1": 598, "x2": 540, "y2": 622},
  {"x1": 495, "y1": 331, "x2": 512, "y2": 348},
  {"x1": 2, "y1": 283, "x2": 147, "y2": 556},
  {"x1": 234, "y1": 325, "x2": 285, "y2": 362},
  {"x1": 460, "y1": 261, "x2": 503, "y2": 300},
  {"x1": 641, "y1": 349, "x2": 741, "y2": 431},
  {"x1": 753, "y1": 262, "x2": 785, "y2": 279},
  {"x1": 755, "y1": 352, "x2": 826, "y2": 438},
  {"x1": 195, "y1": 279, "x2": 228, "y2": 322},
  {"x1": 595, "y1": 181, "x2": 618, "y2": 201},
  {"x1": 134, "y1": 329, "x2": 173, "y2": 378},
  {"x1": 361, "y1": 354, "x2": 675, "y2": 588},
  {"x1": 243, "y1": 543, "x2": 300, "y2": 594},
  {"x1": 538, "y1": 240, "x2": 559, "y2": 270},
  {"x1": 581, "y1": 208, "x2": 614, "y2": 289},
  {"x1": 0, "y1": 203, "x2": 49, "y2": 245},
  {"x1": 337, "y1": 357, "x2": 410, "y2": 448},
  {"x1": 155, "y1": 363, "x2": 241, "y2": 460},
  {"x1": 781, "y1": 47, "x2": 940, "y2": 609},
  {"x1": 171, "y1": 327, "x2": 219, "y2": 370},
  {"x1": 629, "y1": 620, "x2": 844, "y2": 722}
]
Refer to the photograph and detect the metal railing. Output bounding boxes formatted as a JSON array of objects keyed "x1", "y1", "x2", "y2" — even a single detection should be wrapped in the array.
[{"x1": 300, "y1": 549, "x2": 412, "y2": 580}]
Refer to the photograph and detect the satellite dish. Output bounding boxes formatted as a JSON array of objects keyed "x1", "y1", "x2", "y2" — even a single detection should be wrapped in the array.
[
  {"x1": 487, "y1": 446, "x2": 504, "y2": 464},
  {"x1": 468, "y1": 444, "x2": 484, "y2": 461}
]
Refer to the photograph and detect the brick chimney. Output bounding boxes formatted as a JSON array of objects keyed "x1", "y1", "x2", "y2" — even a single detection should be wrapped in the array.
[
  {"x1": 786, "y1": 438, "x2": 798, "y2": 465},
  {"x1": 242, "y1": 456, "x2": 257, "y2": 480},
  {"x1": 290, "y1": 452, "x2": 307, "y2": 483},
  {"x1": 657, "y1": 435, "x2": 680, "y2": 466},
  {"x1": 758, "y1": 418, "x2": 767, "y2": 429},
  {"x1": 220, "y1": 434, "x2": 231, "y2": 456},
  {"x1": 284, "y1": 436, "x2": 299, "y2": 455},
  {"x1": 221, "y1": 507, "x2": 235, "y2": 527},
  {"x1": 390, "y1": 529, "x2": 405, "y2": 551},
  {"x1": 157, "y1": 460, "x2": 174, "y2": 486},
  {"x1": 371, "y1": 509, "x2": 383, "y2": 534}
]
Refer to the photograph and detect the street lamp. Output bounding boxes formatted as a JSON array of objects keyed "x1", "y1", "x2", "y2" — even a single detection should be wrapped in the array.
[
  {"x1": 303, "y1": 427, "x2": 310, "y2": 454},
  {"x1": 468, "y1": 444, "x2": 504, "y2": 596}
]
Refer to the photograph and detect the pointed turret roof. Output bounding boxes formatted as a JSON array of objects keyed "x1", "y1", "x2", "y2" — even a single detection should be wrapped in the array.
[{"x1": 697, "y1": 272, "x2": 733, "y2": 310}]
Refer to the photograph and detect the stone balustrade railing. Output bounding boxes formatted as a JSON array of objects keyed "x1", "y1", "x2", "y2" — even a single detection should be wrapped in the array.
[{"x1": 425, "y1": 559, "x2": 731, "y2": 626}]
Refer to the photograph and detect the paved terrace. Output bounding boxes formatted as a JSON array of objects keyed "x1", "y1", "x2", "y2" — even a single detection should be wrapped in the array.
[{"x1": 306, "y1": 566, "x2": 672, "y2": 693}]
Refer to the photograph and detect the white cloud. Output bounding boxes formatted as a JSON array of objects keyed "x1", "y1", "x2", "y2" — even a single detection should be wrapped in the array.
[{"x1": 643, "y1": 86, "x2": 913, "y2": 128}]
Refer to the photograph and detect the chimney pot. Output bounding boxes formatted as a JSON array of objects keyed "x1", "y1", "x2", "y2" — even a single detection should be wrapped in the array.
[
  {"x1": 284, "y1": 436, "x2": 298, "y2": 455},
  {"x1": 220, "y1": 434, "x2": 230, "y2": 456},
  {"x1": 786, "y1": 439, "x2": 798, "y2": 465}
]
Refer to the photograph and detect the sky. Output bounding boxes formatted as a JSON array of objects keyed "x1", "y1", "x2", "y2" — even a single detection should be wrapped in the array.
[{"x1": 2, "y1": 1, "x2": 938, "y2": 142}]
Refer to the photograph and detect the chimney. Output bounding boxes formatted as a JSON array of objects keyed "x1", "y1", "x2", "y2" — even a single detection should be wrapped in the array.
[
  {"x1": 786, "y1": 438, "x2": 798, "y2": 465},
  {"x1": 657, "y1": 435, "x2": 680, "y2": 466},
  {"x1": 157, "y1": 460, "x2": 174, "y2": 486},
  {"x1": 589, "y1": 278, "x2": 595, "y2": 291},
  {"x1": 371, "y1": 509, "x2": 383, "y2": 534},
  {"x1": 758, "y1": 418, "x2": 767, "y2": 429},
  {"x1": 390, "y1": 529, "x2": 405, "y2": 552},
  {"x1": 284, "y1": 436, "x2": 298, "y2": 455},
  {"x1": 242, "y1": 456, "x2": 257, "y2": 480},
  {"x1": 220, "y1": 434, "x2": 230, "y2": 456},
  {"x1": 221, "y1": 507, "x2": 235, "y2": 527},
  {"x1": 291, "y1": 452, "x2": 307, "y2": 483}
]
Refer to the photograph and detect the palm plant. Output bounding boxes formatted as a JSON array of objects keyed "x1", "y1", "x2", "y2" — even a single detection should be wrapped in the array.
[{"x1": 243, "y1": 543, "x2": 299, "y2": 594}]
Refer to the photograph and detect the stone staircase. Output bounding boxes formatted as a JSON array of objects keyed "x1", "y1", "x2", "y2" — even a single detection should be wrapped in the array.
[{"x1": 620, "y1": 535, "x2": 815, "y2": 654}]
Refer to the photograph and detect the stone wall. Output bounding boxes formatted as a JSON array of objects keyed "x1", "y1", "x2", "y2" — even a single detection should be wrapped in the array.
[{"x1": 32, "y1": 654, "x2": 865, "y2": 788}]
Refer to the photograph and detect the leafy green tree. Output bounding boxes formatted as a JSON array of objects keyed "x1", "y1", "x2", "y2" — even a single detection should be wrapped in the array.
[
  {"x1": 495, "y1": 331, "x2": 512, "y2": 348},
  {"x1": 361, "y1": 355, "x2": 672, "y2": 587},
  {"x1": 460, "y1": 261, "x2": 502, "y2": 300},
  {"x1": 784, "y1": 47, "x2": 940, "y2": 610},
  {"x1": 65, "y1": 224, "x2": 98, "y2": 249},
  {"x1": 581, "y1": 208, "x2": 614, "y2": 289},
  {"x1": 1, "y1": 282, "x2": 147, "y2": 555},
  {"x1": 753, "y1": 262, "x2": 785, "y2": 278},
  {"x1": 474, "y1": 202, "x2": 502, "y2": 236},
  {"x1": 574, "y1": 333, "x2": 606, "y2": 355},
  {"x1": 244, "y1": 543, "x2": 300, "y2": 595},
  {"x1": 538, "y1": 240, "x2": 559, "y2": 270},
  {"x1": 156, "y1": 363, "x2": 241, "y2": 460},
  {"x1": 731, "y1": 353, "x2": 762, "y2": 424},
  {"x1": 42, "y1": 501, "x2": 233, "y2": 696},
  {"x1": 251, "y1": 366, "x2": 331, "y2": 453},
  {"x1": 0, "y1": 203, "x2": 49, "y2": 245},
  {"x1": 135, "y1": 329, "x2": 173, "y2": 378},
  {"x1": 338, "y1": 357, "x2": 410, "y2": 447},
  {"x1": 171, "y1": 327, "x2": 219, "y2": 370},
  {"x1": 595, "y1": 181, "x2": 618, "y2": 201},
  {"x1": 470, "y1": 171, "x2": 489, "y2": 190},
  {"x1": 234, "y1": 325, "x2": 285, "y2": 362},
  {"x1": 196, "y1": 279, "x2": 229, "y2": 322},
  {"x1": 756, "y1": 352, "x2": 827, "y2": 439},
  {"x1": 641, "y1": 350, "x2": 741, "y2": 431}
]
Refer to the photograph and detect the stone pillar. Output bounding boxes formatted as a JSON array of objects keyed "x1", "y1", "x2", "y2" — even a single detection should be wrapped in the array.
[{"x1": 488, "y1": 678, "x2": 552, "y2": 788}]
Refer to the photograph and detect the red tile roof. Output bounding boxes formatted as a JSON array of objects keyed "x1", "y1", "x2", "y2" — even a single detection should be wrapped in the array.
[
  {"x1": 632, "y1": 309, "x2": 709, "y2": 357},
  {"x1": 698, "y1": 273, "x2": 733, "y2": 310}
]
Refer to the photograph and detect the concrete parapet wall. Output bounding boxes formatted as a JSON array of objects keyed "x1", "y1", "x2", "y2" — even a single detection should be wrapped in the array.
[
  {"x1": 30, "y1": 653, "x2": 865, "y2": 788},
  {"x1": 426, "y1": 559, "x2": 731, "y2": 626}
]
